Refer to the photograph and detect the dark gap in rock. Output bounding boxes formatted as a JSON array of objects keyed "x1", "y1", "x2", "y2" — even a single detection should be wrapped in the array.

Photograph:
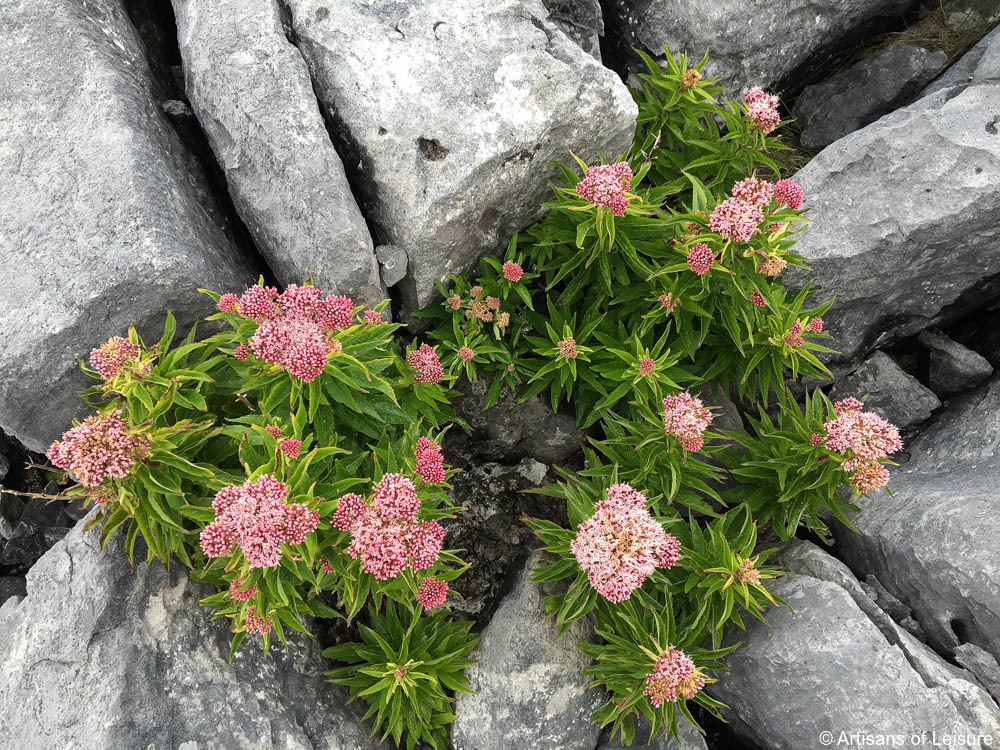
[
  {"x1": 276, "y1": 0, "x2": 390, "y2": 256},
  {"x1": 696, "y1": 705, "x2": 764, "y2": 750},
  {"x1": 778, "y1": 2, "x2": 925, "y2": 105},
  {"x1": 596, "y1": 0, "x2": 638, "y2": 82},
  {"x1": 943, "y1": 279, "x2": 1000, "y2": 367},
  {"x1": 951, "y1": 617, "x2": 971, "y2": 645},
  {"x1": 121, "y1": 0, "x2": 278, "y2": 288}
]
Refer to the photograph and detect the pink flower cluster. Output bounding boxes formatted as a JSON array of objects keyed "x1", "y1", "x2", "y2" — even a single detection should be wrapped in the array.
[
  {"x1": 558, "y1": 337, "x2": 578, "y2": 359},
  {"x1": 709, "y1": 176, "x2": 803, "y2": 243},
  {"x1": 219, "y1": 284, "x2": 355, "y2": 383},
  {"x1": 415, "y1": 437, "x2": 446, "y2": 484},
  {"x1": 407, "y1": 343, "x2": 444, "y2": 384},
  {"x1": 245, "y1": 609, "x2": 272, "y2": 635},
  {"x1": 644, "y1": 647, "x2": 705, "y2": 707},
  {"x1": 503, "y1": 261, "x2": 524, "y2": 282},
  {"x1": 744, "y1": 87, "x2": 781, "y2": 134},
  {"x1": 820, "y1": 398, "x2": 902, "y2": 494},
  {"x1": 89, "y1": 336, "x2": 141, "y2": 380},
  {"x1": 199, "y1": 475, "x2": 319, "y2": 568},
  {"x1": 576, "y1": 162, "x2": 633, "y2": 216},
  {"x1": 570, "y1": 483, "x2": 681, "y2": 602},
  {"x1": 331, "y1": 476, "x2": 444, "y2": 581},
  {"x1": 417, "y1": 577, "x2": 449, "y2": 609},
  {"x1": 47, "y1": 409, "x2": 150, "y2": 487},
  {"x1": 658, "y1": 293, "x2": 679, "y2": 314},
  {"x1": 663, "y1": 393, "x2": 713, "y2": 452},
  {"x1": 687, "y1": 243, "x2": 714, "y2": 275},
  {"x1": 638, "y1": 358, "x2": 656, "y2": 376},
  {"x1": 230, "y1": 577, "x2": 258, "y2": 602}
]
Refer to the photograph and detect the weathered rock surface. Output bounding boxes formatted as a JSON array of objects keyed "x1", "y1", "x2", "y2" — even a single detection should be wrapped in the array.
[
  {"x1": 596, "y1": 716, "x2": 708, "y2": 750},
  {"x1": 919, "y1": 327, "x2": 994, "y2": 397},
  {"x1": 795, "y1": 43, "x2": 946, "y2": 148},
  {"x1": 602, "y1": 0, "x2": 917, "y2": 95},
  {"x1": 922, "y1": 23, "x2": 1000, "y2": 98},
  {"x1": 710, "y1": 540, "x2": 1000, "y2": 749},
  {"x1": 0, "y1": 514, "x2": 379, "y2": 750},
  {"x1": 542, "y1": 0, "x2": 605, "y2": 59},
  {"x1": 837, "y1": 375, "x2": 1000, "y2": 664},
  {"x1": 171, "y1": 0, "x2": 382, "y2": 303},
  {"x1": 0, "y1": 0, "x2": 256, "y2": 453},
  {"x1": 828, "y1": 350, "x2": 940, "y2": 430},
  {"x1": 284, "y1": 0, "x2": 636, "y2": 310},
  {"x1": 788, "y1": 78, "x2": 1000, "y2": 365},
  {"x1": 452, "y1": 378, "x2": 587, "y2": 465},
  {"x1": 452, "y1": 548, "x2": 605, "y2": 750}
]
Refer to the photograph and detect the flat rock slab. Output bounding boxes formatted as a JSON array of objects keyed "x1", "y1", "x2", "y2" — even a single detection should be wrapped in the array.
[
  {"x1": 602, "y1": 0, "x2": 917, "y2": 95},
  {"x1": 172, "y1": 0, "x2": 382, "y2": 302},
  {"x1": 795, "y1": 43, "x2": 946, "y2": 149},
  {"x1": 710, "y1": 541, "x2": 1000, "y2": 749},
  {"x1": 0, "y1": 513, "x2": 379, "y2": 750},
  {"x1": 0, "y1": 0, "x2": 256, "y2": 453},
  {"x1": 284, "y1": 0, "x2": 636, "y2": 310},
  {"x1": 452, "y1": 548, "x2": 605, "y2": 750},
  {"x1": 789, "y1": 78, "x2": 1000, "y2": 365},
  {"x1": 837, "y1": 375, "x2": 1000, "y2": 664}
]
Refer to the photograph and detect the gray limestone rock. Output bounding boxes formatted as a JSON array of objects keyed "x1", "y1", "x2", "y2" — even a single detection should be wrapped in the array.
[
  {"x1": 0, "y1": 0, "x2": 256, "y2": 453},
  {"x1": 919, "y1": 327, "x2": 994, "y2": 397},
  {"x1": 602, "y1": 0, "x2": 917, "y2": 95},
  {"x1": 795, "y1": 43, "x2": 947, "y2": 148},
  {"x1": 711, "y1": 541, "x2": 1000, "y2": 749},
  {"x1": 452, "y1": 548, "x2": 605, "y2": 750},
  {"x1": 922, "y1": 24, "x2": 1000, "y2": 98},
  {"x1": 0, "y1": 513, "x2": 379, "y2": 750},
  {"x1": 284, "y1": 0, "x2": 636, "y2": 310},
  {"x1": 788, "y1": 79, "x2": 1000, "y2": 365},
  {"x1": 171, "y1": 0, "x2": 382, "y2": 302}
]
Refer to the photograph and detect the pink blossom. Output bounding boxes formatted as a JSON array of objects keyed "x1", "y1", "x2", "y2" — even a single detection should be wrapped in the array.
[
  {"x1": 823, "y1": 405, "x2": 902, "y2": 460},
  {"x1": 47, "y1": 409, "x2": 149, "y2": 487},
  {"x1": 810, "y1": 433, "x2": 824, "y2": 446},
  {"x1": 503, "y1": 261, "x2": 524, "y2": 282},
  {"x1": 238, "y1": 285, "x2": 281, "y2": 322},
  {"x1": 844, "y1": 457, "x2": 891, "y2": 494},
  {"x1": 406, "y1": 520, "x2": 446, "y2": 571},
  {"x1": 638, "y1": 358, "x2": 656, "y2": 376},
  {"x1": 415, "y1": 437, "x2": 446, "y2": 485},
  {"x1": 278, "y1": 438, "x2": 301, "y2": 458},
  {"x1": 457, "y1": 346, "x2": 475, "y2": 363},
  {"x1": 230, "y1": 577, "x2": 258, "y2": 602},
  {"x1": 89, "y1": 336, "x2": 141, "y2": 380},
  {"x1": 417, "y1": 578, "x2": 449, "y2": 610},
  {"x1": 446, "y1": 294, "x2": 462, "y2": 311},
  {"x1": 372, "y1": 473, "x2": 420, "y2": 522},
  {"x1": 320, "y1": 557, "x2": 334, "y2": 574},
  {"x1": 774, "y1": 179, "x2": 804, "y2": 210},
  {"x1": 407, "y1": 343, "x2": 444, "y2": 384},
  {"x1": 331, "y1": 493, "x2": 367, "y2": 532},
  {"x1": 807, "y1": 317, "x2": 824, "y2": 333},
  {"x1": 233, "y1": 343, "x2": 249, "y2": 360},
  {"x1": 658, "y1": 293, "x2": 679, "y2": 314},
  {"x1": 644, "y1": 647, "x2": 704, "y2": 707},
  {"x1": 662, "y1": 394, "x2": 713, "y2": 452},
  {"x1": 570, "y1": 483, "x2": 680, "y2": 602},
  {"x1": 244, "y1": 609, "x2": 272, "y2": 635},
  {"x1": 364, "y1": 309, "x2": 382, "y2": 325},
  {"x1": 200, "y1": 475, "x2": 318, "y2": 567},
  {"x1": 576, "y1": 162, "x2": 633, "y2": 216},
  {"x1": 265, "y1": 425, "x2": 283, "y2": 439},
  {"x1": 750, "y1": 288, "x2": 767, "y2": 308},
  {"x1": 687, "y1": 243, "x2": 715, "y2": 275},
  {"x1": 250, "y1": 317, "x2": 330, "y2": 383},
  {"x1": 731, "y1": 177, "x2": 774, "y2": 207},
  {"x1": 486, "y1": 296, "x2": 500, "y2": 311},
  {"x1": 744, "y1": 87, "x2": 781, "y2": 134},
  {"x1": 277, "y1": 285, "x2": 354, "y2": 330},
  {"x1": 782, "y1": 321, "x2": 805, "y2": 348},
  {"x1": 710, "y1": 197, "x2": 763, "y2": 242},
  {"x1": 217, "y1": 293, "x2": 240, "y2": 314},
  {"x1": 558, "y1": 337, "x2": 578, "y2": 359}
]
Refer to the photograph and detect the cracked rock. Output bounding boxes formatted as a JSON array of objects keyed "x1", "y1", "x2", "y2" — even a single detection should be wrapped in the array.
[
  {"x1": 171, "y1": 0, "x2": 382, "y2": 302},
  {"x1": 0, "y1": 0, "x2": 256, "y2": 453},
  {"x1": 788, "y1": 76, "x2": 1000, "y2": 365},
  {"x1": 795, "y1": 43, "x2": 946, "y2": 149},
  {"x1": 284, "y1": 0, "x2": 635, "y2": 311},
  {"x1": 827, "y1": 350, "x2": 940, "y2": 431},
  {"x1": 710, "y1": 540, "x2": 1000, "y2": 749},
  {"x1": 919, "y1": 327, "x2": 994, "y2": 398},
  {"x1": 0, "y1": 512, "x2": 380, "y2": 749},
  {"x1": 452, "y1": 548, "x2": 605, "y2": 750}
]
